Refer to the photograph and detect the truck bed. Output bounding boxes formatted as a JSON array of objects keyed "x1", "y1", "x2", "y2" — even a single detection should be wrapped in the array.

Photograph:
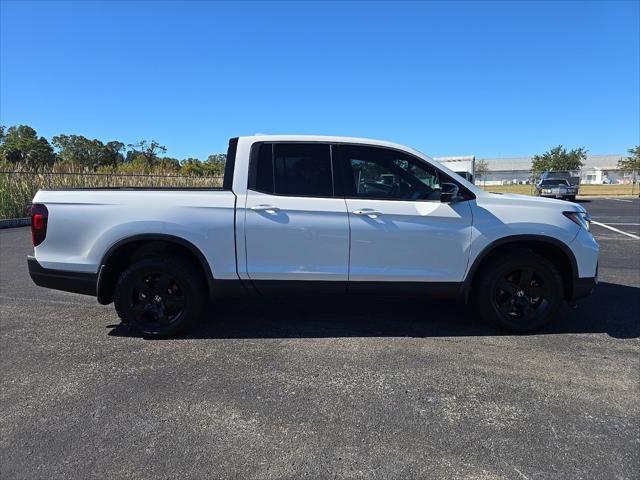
[{"x1": 32, "y1": 188, "x2": 239, "y2": 280}]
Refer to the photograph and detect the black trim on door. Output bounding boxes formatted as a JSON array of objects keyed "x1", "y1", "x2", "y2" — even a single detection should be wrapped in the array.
[
  {"x1": 223, "y1": 137, "x2": 238, "y2": 191},
  {"x1": 348, "y1": 281, "x2": 461, "y2": 297},
  {"x1": 248, "y1": 280, "x2": 461, "y2": 298},
  {"x1": 250, "y1": 280, "x2": 348, "y2": 295}
]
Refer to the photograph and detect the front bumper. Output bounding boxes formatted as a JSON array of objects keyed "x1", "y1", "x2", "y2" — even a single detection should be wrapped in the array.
[
  {"x1": 540, "y1": 192, "x2": 576, "y2": 198},
  {"x1": 27, "y1": 256, "x2": 97, "y2": 296},
  {"x1": 571, "y1": 275, "x2": 597, "y2": 301},
  {"x1": 567, "y1": 225, "x2": 599, "y2": 301}
]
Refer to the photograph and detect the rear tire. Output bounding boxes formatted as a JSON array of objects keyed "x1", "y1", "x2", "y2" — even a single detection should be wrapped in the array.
[
  {"x1": 114, "y1": 256, "x2": 206, "y2": 338},
  {"x1": 473, "y1": 252, "x2": 564, "y2": 332}
]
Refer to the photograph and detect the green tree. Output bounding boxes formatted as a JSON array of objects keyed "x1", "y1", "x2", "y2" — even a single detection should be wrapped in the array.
[
  {"x1": 52, "y1": 135, "x2": 126, "y2": 170},
  {"x1": 157, "y1": 156, "x2": 181, "y2": 171},
  {"x1": 0, "y1": 125, "x2": 56, "y2": 168},
  {"x1": 125, "y1": 150, "x2": 146, "y2": 165},
  {"x1": 181, "y1": 158, "x2": 206, "y2": 176},
  {"x1": 101, "y1": 141, "x2": 126, "y2": 168},
  {"x1": 617, "y1": 146, "x2": 640, "y2": 173},
  {"x1": 127, "y1": 140, "x2": 167, "y2": 167},
  {"x1": 205, "y1": 153, "x2": 226, "y2": 175},
  {"x1": 475, "y1": 159, "x2": 490, "y2": 184},
  {"x1": 52, "y1": 134, "x2": 104, "y2": 169},
  {"x1": 531, "y1": 145, "x2": 586, "y2": 174}
]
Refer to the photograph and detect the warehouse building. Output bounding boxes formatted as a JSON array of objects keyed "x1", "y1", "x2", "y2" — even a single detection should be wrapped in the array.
[{"x1": 475, "y1": 154, "x2": 631, "y2": 185}]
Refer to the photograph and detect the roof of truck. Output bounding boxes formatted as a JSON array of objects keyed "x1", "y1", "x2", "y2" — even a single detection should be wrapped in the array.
[{"x1": 240, "y1": 134, "x2": 434, "y2": 159}]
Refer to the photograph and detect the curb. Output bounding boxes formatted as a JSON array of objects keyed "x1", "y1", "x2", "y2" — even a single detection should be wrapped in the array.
[{"x1": 0, "y1": 218, "x2": 31, "y2": 229}]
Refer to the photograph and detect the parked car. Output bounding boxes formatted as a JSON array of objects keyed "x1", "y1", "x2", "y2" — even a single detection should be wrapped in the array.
[
  {"x1": 535, "y1": 178, "x2": 578, "y2": 201},
  {"x1": 27, "y1": 135, "x2": 599, "y2": 337}
]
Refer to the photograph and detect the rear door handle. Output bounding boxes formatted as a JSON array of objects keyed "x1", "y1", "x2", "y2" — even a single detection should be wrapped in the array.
[
  {"x1": 352, "y1": 209, "x2": 382, "y2": 216},
  {"x1": 250, "y1": 204, "x2": 280, "y2": 212}
]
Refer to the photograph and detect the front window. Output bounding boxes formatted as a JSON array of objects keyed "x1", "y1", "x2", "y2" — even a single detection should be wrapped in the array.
[{"x1": 335, "y1": 145, "x2": 442, "y2": 201}]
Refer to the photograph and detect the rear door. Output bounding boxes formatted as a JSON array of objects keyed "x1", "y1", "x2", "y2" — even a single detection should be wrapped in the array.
[
  {"x1": 243, "y1": 142, "x2": 349, "y2": 291},
  {"x1": 334, "y1": 144, "x2": 473, "y2": 284}
]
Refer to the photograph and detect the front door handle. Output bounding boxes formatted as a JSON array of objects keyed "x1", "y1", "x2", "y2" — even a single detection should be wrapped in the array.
[
  {"x1": 352, "y1": 209, "x2": 382, "y2": 216},
  {"x1": 250, "y1": 204, "x2": 280, "y2": 212}
]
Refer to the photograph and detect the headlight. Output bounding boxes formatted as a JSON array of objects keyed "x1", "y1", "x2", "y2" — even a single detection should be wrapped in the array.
[
  {"x1": 543, "y1": 189, "x2": 552, "y2": 193},
  {"x1": 563, "y1": 211, "x2": 591, "y2": 231}
]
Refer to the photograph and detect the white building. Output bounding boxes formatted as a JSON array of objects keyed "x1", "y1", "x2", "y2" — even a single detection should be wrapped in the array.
[{"x1": 471, "y1": 154, "x2": 630, "y2": 185}]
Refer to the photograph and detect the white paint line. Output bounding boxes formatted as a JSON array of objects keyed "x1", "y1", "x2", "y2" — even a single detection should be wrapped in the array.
[
  {"x1": 591, "y1": 221, "x2": 640, "y2": 239},
  {"x1": 0, "y1": 295, "x2": 96, "y2": 307},
  {"x1": 607, "y1": 198, "x2": 633, "y2": 203},
  {"x1": 597, "y1": 223, "x2": 640, "y2": 226}
]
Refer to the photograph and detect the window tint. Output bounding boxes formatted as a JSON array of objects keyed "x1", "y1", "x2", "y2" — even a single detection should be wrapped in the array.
[
  {"x1": 249, "y1": 143, "x2": 333, "y2": 197},
  {"x1": 540, "y1": 179, "x2": 569, "y2": 186},
  {"x1": 336, "y1": 145, "x2": 441, "y2": 201},
  {"x1": 254, "y1": 143, "x2": 274, "y2": 193},
  {"x1": 274, "y1": 144, "x2": 333, "y2": 196}
]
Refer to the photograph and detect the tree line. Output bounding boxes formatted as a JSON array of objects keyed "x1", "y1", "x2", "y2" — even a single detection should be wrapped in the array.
[
  {"x1": 0, "y1": 124, "x2": 226, "y2": 176},
  {"x1": 2, "y1": 124, "x2": 638, "y2": 178}
]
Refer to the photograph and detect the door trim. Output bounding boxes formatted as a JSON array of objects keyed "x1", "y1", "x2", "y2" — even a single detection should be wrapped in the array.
[{"x1": 248, "y1": 280, "x2": 460, "y2": 298}]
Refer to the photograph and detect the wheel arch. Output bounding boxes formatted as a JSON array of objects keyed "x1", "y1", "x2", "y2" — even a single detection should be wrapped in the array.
[
  {"x1": 96, "y1": 234, "x2": 215, "y2": 305},
  {"x1": 462, "y1": 234, "x2": 579, "y2": 303}
]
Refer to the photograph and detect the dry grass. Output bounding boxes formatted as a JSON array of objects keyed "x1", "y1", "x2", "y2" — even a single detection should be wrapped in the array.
[
  {"x1": 0, "y1": 163, "x2": 223, "y2": 219},
  {"x1": 481, "y1": 183, "x2": 639, "y2": 196},
  {"x1": 577, "y1": 184, "x2": 639, "y2": 196},
  {"x1": 480, "y1": 184, "x2": 534, "y2": 195}
]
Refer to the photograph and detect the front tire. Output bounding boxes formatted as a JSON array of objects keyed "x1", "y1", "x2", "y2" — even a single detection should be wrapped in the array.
[
  {"x1": 114, "y1": 256, "x2": 206, "y2": 338},
  {"x1": 473, "y1": 252, "x2": 564, "y2": 332}
]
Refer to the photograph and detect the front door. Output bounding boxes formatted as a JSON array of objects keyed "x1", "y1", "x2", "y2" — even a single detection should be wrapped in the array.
[{"x1": 333, "y1": 144, "x2": 473, "y2": 284}]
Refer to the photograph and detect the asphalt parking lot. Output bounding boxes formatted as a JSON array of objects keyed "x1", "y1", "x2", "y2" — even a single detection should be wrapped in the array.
[{"x1": 1, "y1": 197, "x2": 638, "y2": 479}]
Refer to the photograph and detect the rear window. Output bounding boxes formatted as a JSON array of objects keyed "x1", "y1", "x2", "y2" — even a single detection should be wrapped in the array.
[
  {"x1": 250, "y1": 143, "x2": 334, "y2": 197},
  {"x1": 254, "y1": 143, "x2": 274, "y2": 193}
]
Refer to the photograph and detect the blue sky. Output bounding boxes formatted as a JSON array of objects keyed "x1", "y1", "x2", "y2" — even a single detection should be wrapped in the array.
[{"x1": 1, "y1": 0, "x2": 638, "y2": 160}]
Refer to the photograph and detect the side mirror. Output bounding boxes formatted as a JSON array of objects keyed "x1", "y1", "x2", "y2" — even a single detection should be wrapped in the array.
[{"x1": 440, "y1": 183, "x2": 459, "y2": 203}]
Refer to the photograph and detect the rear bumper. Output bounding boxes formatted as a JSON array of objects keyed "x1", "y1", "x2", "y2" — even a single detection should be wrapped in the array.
[{"x1": 27, "y1": 256, "x2": 96, "y2": 296}]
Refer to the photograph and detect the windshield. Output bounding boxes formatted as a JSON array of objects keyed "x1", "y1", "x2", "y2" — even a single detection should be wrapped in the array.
[{"x1": 540, "y1": 179, "x2": 569, "y2": 186}]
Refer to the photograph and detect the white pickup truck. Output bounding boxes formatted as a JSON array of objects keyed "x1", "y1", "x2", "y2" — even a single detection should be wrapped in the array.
[{"x1": 28, "y1": 135, "x2": 599, "y2": 337}]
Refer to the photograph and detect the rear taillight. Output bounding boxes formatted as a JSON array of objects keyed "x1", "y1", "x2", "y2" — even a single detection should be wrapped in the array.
[{"x1": 30, "y1": 204, "x2": 48, "y2": 247}]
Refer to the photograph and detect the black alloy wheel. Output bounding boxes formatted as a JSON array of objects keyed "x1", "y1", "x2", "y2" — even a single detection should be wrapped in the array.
[
  {"x1": 492, "y1": 267, "x2": 551, "y2": 325},
  {"x1": 474, "y1": 251, "x2": 564, "y2": 331},
  {"x1": 114, "y1": 256, "x2": 205, "y2": 338},
  {"x1": 129, "y1": 271, "x2": 186, "y2": 330}
]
